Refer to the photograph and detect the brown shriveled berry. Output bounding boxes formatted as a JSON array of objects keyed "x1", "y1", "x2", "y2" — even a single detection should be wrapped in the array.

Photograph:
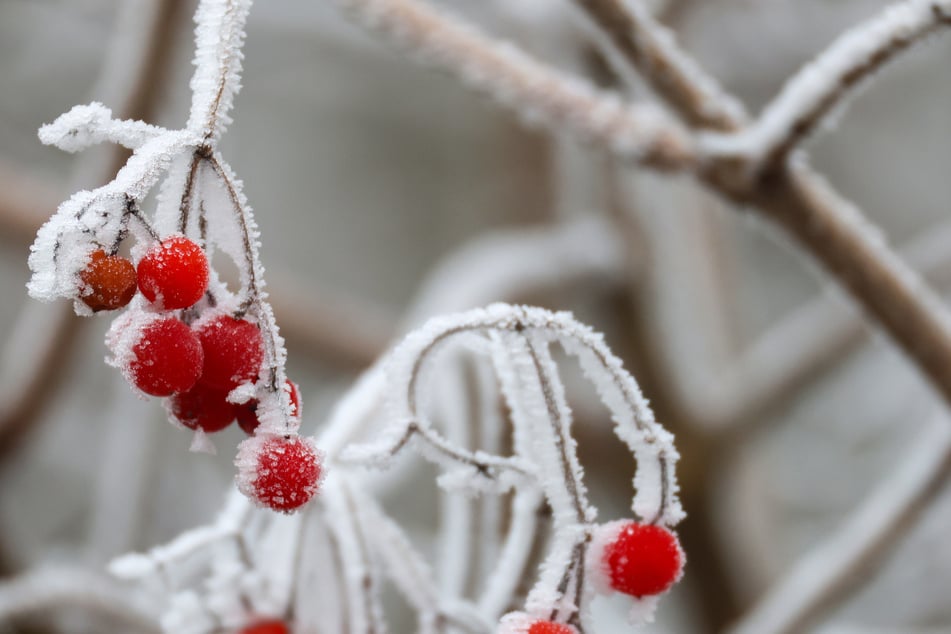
[{"x1": 79, "y1": 250, "x2": 137, "y2": 311}]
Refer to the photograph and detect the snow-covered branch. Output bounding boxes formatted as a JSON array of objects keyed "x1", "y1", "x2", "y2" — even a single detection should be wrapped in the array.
[
  {"x1": 702, "y1": 0, "x2": 951, "y2": 171},
  {"x1": 333, "y1": 0, "x2": 697, "y2": 169},
  {"x1": 569, "y1": 0, "x2": 747, "y2": 130}
]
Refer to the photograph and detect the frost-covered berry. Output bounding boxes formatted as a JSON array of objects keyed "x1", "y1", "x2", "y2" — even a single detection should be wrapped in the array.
[
  {"x1": 237, "y1": 379, "x2": 301, "y2": 435},
  {"x1": 527, "y1": 621, "x2": 576, "y2": 634},
  {"x1": 129, "y1": 317, "x2": 203, "y2": 396},
  {"x1": 169, "y1": 382, "x2": 236, "y2": 433},
  {"x1": 136, "y1": 235, "x2": 208, "y2": 309},
  {"x1": 603, "y1": 522, "x2": 684, "y2": 598},
  {"x1": 78, "y1": 249, "x2": 137, "y2": 311},
  {"x1": 236, "y1": 434, "x2": 322, "y2": 513},
  {"x1": 195, "y1": 315, "x2": 264, "y2": 390},
  {"x1": 238, "y1": 620, "x2": 289, "y2": 634}
]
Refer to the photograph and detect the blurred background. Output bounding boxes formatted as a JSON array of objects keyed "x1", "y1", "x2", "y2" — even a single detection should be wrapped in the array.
[{"x1": 1, "y1": 0, "x2": 951, "y2": 632}]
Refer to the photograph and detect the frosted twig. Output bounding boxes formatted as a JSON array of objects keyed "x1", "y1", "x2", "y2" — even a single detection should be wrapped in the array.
[
  {"x1": 338, "y1": 305, "x2": 681, "y2": 629},
  {"x1": 729, "y1": 420, "x2": 951, "y2": 634},
  {"x1": 188, "y1": 0, "x2": 252, "y2": 142},
  {"x1": 38, "y1": 103, "x2": 168, "y2": 153},
  {"x1": 342, "y1": 416, "x2": 533, "y2": 484},
  {"x1": 569, "y1": 0, "x2": 747, "y2": 130},
  {"x1": 564, "y1": 0, "x2": 951, "y2": 414},
  {"x1": 333, "y1": 0, "x2": 697, "y2": 169},
  {"x1": 0, "y1": 566, "x2": 160, "y2": 632},
  {"x1": 703, "y1": 0, "x2": 951, "y2": 171}
]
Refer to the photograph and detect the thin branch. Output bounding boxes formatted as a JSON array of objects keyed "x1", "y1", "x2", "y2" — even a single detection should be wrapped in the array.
[
  {"x1": 729, "y1": 420, "x2": 951, "y2": 634},
  {"x1": 333, "y1": 0, "x2": 696, "y2": 169},
  {"x1": 340, "y1": 418, "x2": 532, "y2": 481},
  {"x1": 703, "y1": 0, "x2": 951, "y2": 171}
]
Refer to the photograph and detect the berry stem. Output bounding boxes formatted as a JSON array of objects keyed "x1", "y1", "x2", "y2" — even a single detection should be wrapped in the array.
[
  {"x1": 177, "y1": 151, "x2": 203, "y2": 234},
  {"x1": 205, "y1": 153, "x2": 286, "y2": 412},
  {"x1": 524, "y1": 336, "x2": 587, "y2": 524}
]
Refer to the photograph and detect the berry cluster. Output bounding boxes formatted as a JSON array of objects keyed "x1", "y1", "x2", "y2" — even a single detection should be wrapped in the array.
[{"x1": 75, "y1": 232, "x2": 321, "y2": 513}]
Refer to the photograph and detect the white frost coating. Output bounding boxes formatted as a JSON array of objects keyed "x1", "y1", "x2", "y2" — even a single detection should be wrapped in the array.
[
  {"x1": 703, "y1": 0, "x2": 951, "y2": 166},
  {"x1": 186, "y1": 0, "x2": 252, "y2": 140},
  {"x1": 581, "y1": 521, "x2": 669, "y2": 627},
  {"x1": 497, "y1": 611, "x2": 537, "y2": 634},
  {"x1": 584, "y1": 521, "x2": 622, "y2": 597},
  {"x1": 189, "y1": 429, "x2": 217, "y2": 454},
  {"x1": 560, "y1": 334, "x2": 684, "y2": 525},
  {"x1": 27, "y1": 124, "x2": 196, "y2": 304},
  {"x1": 625, "y1": 0, "x2": 747, "y2": 127},
  {"x1": 39, "y1": 102, "x2": 168, "y2": 153},
  {"x1": 625, "y1": 594, "x2": 661, "y2": 626},
  {"x1": 333, "y1": 0, "x2": 693, "y2": 165},
  {"x1": 104, "y1": 306, "x2": 163, "y2": 393},
  {"x1": 340, "y1": 304, "x2": 682, "y2": 625}
]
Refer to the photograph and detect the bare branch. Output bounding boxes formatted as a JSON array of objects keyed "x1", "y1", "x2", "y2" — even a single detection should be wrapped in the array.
[
  {"x1": 334, "y1": 0, "x2": 697, "y2": 169},
  {"x1": 729, "y1": 420, "x2": 951, "y2": 634},
  {"x1": 703, "y1": 0, "x2": 951, "y2": 171}
]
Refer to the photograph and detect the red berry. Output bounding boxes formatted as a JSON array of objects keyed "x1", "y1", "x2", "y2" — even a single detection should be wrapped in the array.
[
  {"x1": 137, "y1": 235, "x2": 208, "y2": 309},
  {"x1": 237, "y1": 379, "x2": 301, "y2": 435},
  {"x1": 528, "y1": 622, "x2": 576, "y2": 634},
  {"x1": 129, "y1": 317, "x2": 203, "y2": 396},
  {"x1": 78, "y1": 249, "x2": 137, "y2": 311},
  {"x1": 195, "y1": 315, "x2": 264, "y2": 390},
  {"x1": 238, "y1": 620, "x2": 289, "y2": 634},
  {"x1": 170, "y1": 383, "x2": 236, "y2": 433},
  {"x1": 603, "y1": 522, "x2": 683, "y2": 597},
  {"x1": 236, "y1": 435, "x2": 322, "y2": 513}
]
